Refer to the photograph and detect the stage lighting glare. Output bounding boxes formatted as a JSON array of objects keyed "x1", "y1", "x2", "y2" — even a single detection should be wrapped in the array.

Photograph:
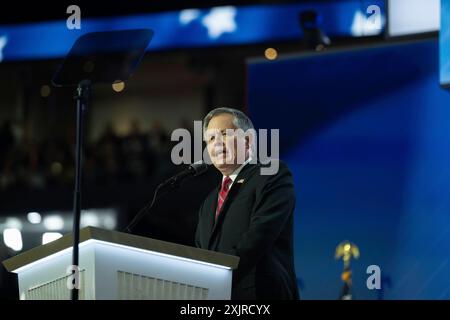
[
  {"x1": 42, "y1": 232, "x2": 63, "y2": 245},
  {"x1": 43, "y1": 215, "x2": 64, "y2": 230},
  {"x1": 51, "y1": 162, "x2": 63, "y2": 175},
  {"x1": 264, "y1": 48, "x2": 278, "y2": 60},
  {"x1": 40, "y1": 85, "x2": 51, "y2": 97},
  {"x1": 27, "y1": 212, "x2": 42, "y2": 224},
  {"x1": 5, "y1": 217, "x2": 22, "y2": 229},
  {"x1": 3, "y1": 228, "x2": 23, "y2": 251},
  {"x1": 112, "y1": 81, "x2": 125, "y2": 92},
  {"x1": 81, "y1": 210, "x2": 100, "y2": 227}
]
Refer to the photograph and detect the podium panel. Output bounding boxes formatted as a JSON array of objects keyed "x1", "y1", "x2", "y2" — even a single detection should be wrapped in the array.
[{"x1": 3, "y1": 227, "x2": 239, "y2": 300}]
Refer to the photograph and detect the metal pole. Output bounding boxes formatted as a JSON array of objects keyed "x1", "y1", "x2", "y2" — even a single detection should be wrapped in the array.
[{"x1": 71, "y1": 80, "x2": 89, "y2": 301}]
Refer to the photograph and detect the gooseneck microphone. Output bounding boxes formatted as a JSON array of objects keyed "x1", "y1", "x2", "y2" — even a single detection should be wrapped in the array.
[
  {"x1": 124, "y1": 161, "x2": 209, "y2": 233},
  {"x1": 159, "y1": 161, "x2": 209, "y2": 188}
]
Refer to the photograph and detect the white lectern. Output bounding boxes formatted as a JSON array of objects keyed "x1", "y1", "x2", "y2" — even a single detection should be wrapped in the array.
[{"x1": 2, "y1": 226, "x2": 239, "y2": 300}]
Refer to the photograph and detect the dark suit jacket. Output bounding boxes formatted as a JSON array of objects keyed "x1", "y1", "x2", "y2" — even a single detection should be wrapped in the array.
[{"x1": 195, "y1": 160, "x2": 299, "y2": 300}]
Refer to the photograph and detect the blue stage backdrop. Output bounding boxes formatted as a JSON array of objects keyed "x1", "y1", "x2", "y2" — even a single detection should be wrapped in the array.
[
  {"x1": 440, "y1": 0, "x2": 450, "y2": 87},
  {"x1": 247, "y1": 39, "x2": 450, "y2": 299},
  {"x1": 0, "y1": 1, "x2": 384, "y2": 62}
]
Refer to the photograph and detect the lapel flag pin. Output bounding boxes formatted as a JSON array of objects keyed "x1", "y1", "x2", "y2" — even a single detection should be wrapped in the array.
[{"x1": 237, "y1": 179, "x2": 245, "y2": 184}]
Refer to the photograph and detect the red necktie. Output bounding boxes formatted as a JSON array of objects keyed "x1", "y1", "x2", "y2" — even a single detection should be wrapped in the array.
[{"x1": 216, "y1": 176, "x2": 232, "y2": 220}]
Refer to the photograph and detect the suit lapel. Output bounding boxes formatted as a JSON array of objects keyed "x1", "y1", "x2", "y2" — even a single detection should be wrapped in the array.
[
  {"x1": 205, "y1": 183, "x2": 220, "y2": 237},
  {"x1": 207, "y1": 163, "x2": 257, "y2": 249}
]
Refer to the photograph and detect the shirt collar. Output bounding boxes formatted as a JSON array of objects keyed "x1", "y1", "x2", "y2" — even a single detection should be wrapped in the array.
[{"x1": 222, "y1": 156, "x2": 253, "y2": 184}]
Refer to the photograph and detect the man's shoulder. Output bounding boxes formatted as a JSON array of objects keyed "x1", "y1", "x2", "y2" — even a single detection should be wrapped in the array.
[
  {"x1": 252, "y1": 159, "x2": 295, "y2": 199},
  {"x1": 258, "y1": 159, "x2": 290, "y2": 169},
  {"x1": 254, "y1": 159, "x2": 291, "y2": 177}
]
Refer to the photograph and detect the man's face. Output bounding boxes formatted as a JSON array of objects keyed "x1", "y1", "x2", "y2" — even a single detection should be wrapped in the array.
[{"x1": 205, "y1": 113, "x2": 249, "y2": 175}]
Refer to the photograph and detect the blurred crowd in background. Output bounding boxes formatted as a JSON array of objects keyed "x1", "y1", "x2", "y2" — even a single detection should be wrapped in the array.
[{"x1": 0, "y1": 118, "x2": 193, "y2": 191}]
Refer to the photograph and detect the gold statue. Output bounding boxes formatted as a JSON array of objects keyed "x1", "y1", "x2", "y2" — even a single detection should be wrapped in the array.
[{"x1": 335, "y1": 241, "x2": 360, "y2": 300}]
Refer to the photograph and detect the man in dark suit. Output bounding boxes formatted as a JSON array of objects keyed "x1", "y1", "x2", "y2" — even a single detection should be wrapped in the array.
[{"x1": 195, "y1": 107, "x2": 299, "y2": 300}]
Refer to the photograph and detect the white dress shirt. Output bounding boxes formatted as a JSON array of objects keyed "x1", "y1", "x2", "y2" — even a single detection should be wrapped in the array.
[{"x1": 222, "y1": 156, "x2": 253, "y2": 189}]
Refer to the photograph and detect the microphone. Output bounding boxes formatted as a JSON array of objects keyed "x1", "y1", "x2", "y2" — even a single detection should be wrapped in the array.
[
  {"x1": 159, "y1": 161, "x2": 209, "y2": 189},
  {"x1": 123, "y1": 161, "x2": 209, "y2": 233}
]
